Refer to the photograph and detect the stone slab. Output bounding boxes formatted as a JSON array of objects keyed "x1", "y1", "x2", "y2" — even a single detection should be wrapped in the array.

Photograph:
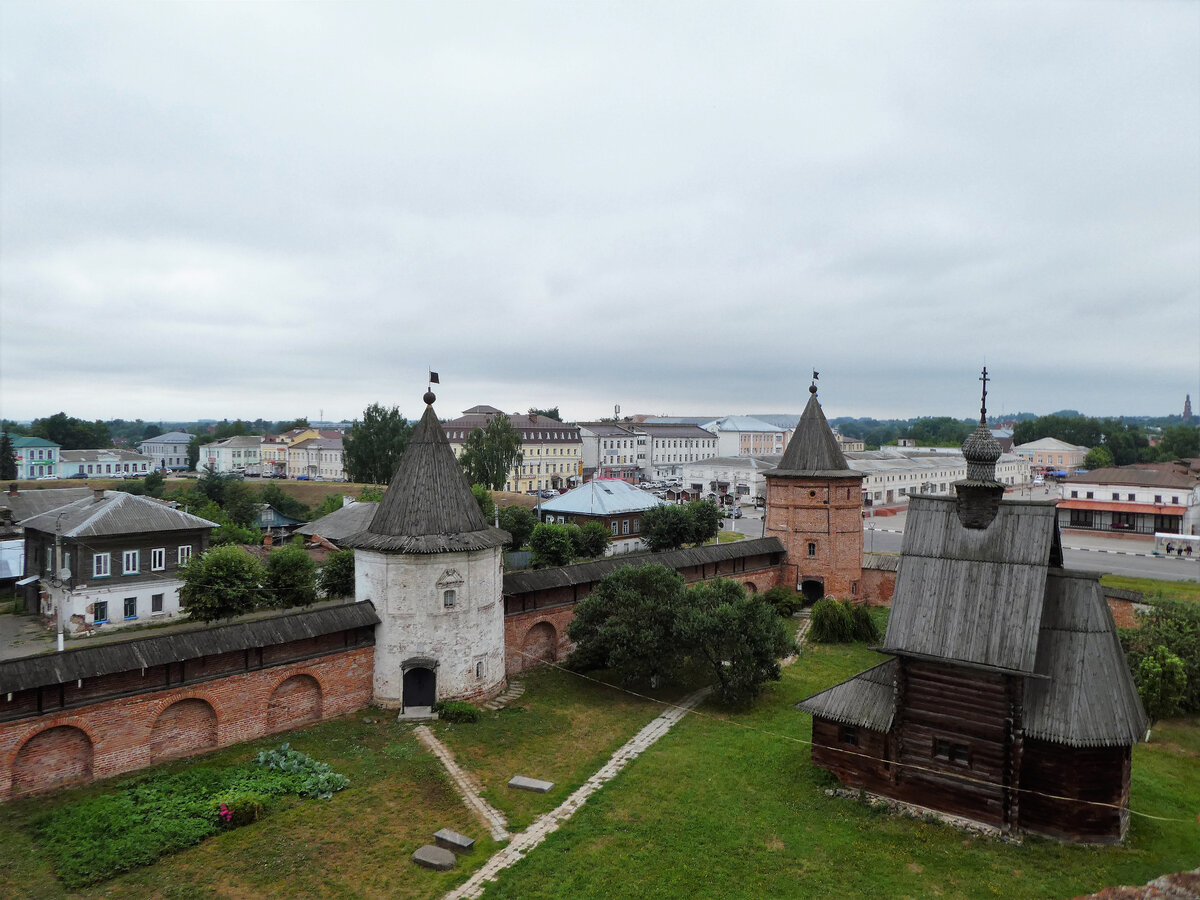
[
  {"x1": 508, "y1": 775, "x2": 554, "y2": 793},
  {"x1": 434, "y1": 828, "x2": 476, "y2": 853},
  {"x1": 412, "y1": 844, "x2": 456, "y2": 871}
]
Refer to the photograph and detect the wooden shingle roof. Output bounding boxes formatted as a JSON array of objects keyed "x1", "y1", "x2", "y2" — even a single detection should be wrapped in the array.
[
  {"x1": 796, "y1": 659, "x2": 897, "y2": 731},
  {"x1": 340, "y1": 402, "x2": 509, "y2": 554},
  {"x1": 771, "y1": 389, "x2": 861, "y2": 479},
  {"x1": 1023, "y1": 570, "x2": 1147, "y2": 747},
  {"x1": 0, "y1": 601, "x2": 379, "y2": 693}
]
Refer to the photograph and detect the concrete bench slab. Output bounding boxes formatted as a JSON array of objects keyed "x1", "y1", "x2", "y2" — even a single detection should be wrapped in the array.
[
  {"x1": 434, "y1": 828, "x2": 475, "y2": 853},
  {"x1": 412, "y1": 844, "x2": 456, "y2": 870},
  {"x1": 508, "y1": 775, "x2": 554, "y2": 793}
]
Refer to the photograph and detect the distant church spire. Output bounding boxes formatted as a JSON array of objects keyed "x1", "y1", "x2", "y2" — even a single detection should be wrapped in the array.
[{"x1": 1185, "y1": 394, "x2": 1193, "y2": 423}]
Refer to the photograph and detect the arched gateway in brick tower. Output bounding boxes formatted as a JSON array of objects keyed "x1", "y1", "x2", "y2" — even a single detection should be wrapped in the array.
[
  {"x1": 341, "y1": 389, "x2": 510, "y2": 712},
  {"x1": 765, "y1": 380, "x2": 864, "y2": 600}
]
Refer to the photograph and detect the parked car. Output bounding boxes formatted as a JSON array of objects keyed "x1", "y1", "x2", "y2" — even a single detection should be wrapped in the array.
[
  {"x1": 723, "y1": 506, "x2": 742, "y2": 518},
  {"x1": 296, "y1": 474, "x2": 310, "y2": 481},
  {"x1": 68, "y1": 472, "x2": 88, "y2": 479}
]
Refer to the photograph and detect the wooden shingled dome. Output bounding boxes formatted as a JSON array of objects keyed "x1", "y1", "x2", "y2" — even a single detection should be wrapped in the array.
[{"x1": 340, "y1": 401, "x2": 509, "y2": 554}]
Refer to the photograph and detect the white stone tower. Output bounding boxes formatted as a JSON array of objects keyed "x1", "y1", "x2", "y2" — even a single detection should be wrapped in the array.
[{"x1": 341, "y1": 389, "x2": 510, "y2": 712}]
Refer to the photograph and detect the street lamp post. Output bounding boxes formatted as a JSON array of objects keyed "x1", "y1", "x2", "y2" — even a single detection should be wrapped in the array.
[{"x1": 868, "y1": 521, "x2": 875, "y2": 554}]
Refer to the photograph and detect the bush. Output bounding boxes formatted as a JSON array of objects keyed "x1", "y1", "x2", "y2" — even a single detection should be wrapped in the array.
[
  {"x1": 180, "y1": 545, "x2": 266, "y2": 622},
  {"x1": 810, "y1": 598, "x2": 879, "y2": 643},
  {"x1": 529, "y1": 522, "x2": 575, "y2": 567},
  {"x1": 1122, "y1": 596, "x2": 1200, "y2": 713},
  {"x1": 210, "y1": 790, "x2": 268, "y2": 827},
  {"x1": 499, "y1": 505, "x2": 537, "y2": 550},
  {"x1": 318, "y1": 549, "x2": 355, "y2": 598},
  {"x1": 264, "y1": 545, "x2": 318, "y2": 609},
  {"x1": 762, "y1": 585, "x2": 800, "y2": 617},
  {"x1": 434, "y1": 699, "x2": 482, "y2": 723}
]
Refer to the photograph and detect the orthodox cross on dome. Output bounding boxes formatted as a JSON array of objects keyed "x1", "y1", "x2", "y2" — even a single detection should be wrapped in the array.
[{"x1": 978, "y1": 366, "x2": 989, "y2": 425}]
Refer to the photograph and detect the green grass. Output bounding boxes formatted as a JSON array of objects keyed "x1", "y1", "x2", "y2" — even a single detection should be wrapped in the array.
[
  {"x1": 1, "y1": 637, "x2": 1196, "y2": 899},
  {"x1": 477, "y1": 642, "x2": 1200, "y2": 900},
  {"x1": 1101, "y1": 575, "x2": 1200, "y2": 604}
]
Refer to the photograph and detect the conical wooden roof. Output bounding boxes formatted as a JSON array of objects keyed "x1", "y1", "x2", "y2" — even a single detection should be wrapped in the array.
[
  {"x1": 770, "y1": 387, "x2": 861, "y2": 479},
  {"x1": 340, "y1": 400, "x2": 509, "y2": 554}
]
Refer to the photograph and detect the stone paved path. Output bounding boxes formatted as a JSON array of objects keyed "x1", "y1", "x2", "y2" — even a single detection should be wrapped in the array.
[
  {"x1": 440, "y1": 686, "x2": 711, "y2": 900},
  {"x1": 414, "y1": 726, "x2": 511, "y2": 842}
]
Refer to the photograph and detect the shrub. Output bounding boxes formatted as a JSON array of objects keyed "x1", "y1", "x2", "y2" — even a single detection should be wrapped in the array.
[
  {"x1": 1121, "y1": 596, "x2": 1200, "y2": 713},
  {"x1": 180, "y1": 545, "x2": 266, "y2": 622},
  {"x1": 529, "y1": 522, "x2": 575, "y2": 568},
  {"x1": 810, "y1": 598, "x2": 879, "y2": 643},
  {"x1": 318, "y1": 549, "x2": 356, "y2": 598},
  {"x1": 762, "y1": 585, "x2": 800, "y2": 617},
  {"x1": 210, "y1": 790, "x2": 268, "y2": 827},
  {"x1": 499, "y1": 505, "x2": 537, "y2": 550},
  {"x1": 434, "y1": 699, "x2": 482, "y2": 723},
  {"x1": 264, "y1": 545, "x2": 318, "y2": 609}
]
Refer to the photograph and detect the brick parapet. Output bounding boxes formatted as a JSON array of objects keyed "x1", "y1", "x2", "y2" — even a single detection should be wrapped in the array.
[{"x1": 0, "y1": 646, "x2": 374, "y2": 801}]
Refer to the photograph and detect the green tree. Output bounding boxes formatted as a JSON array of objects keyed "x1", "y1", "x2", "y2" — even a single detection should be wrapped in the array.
[
  {"x1": 222, "y1": 480, "x2": 259, "y2": 527},
  {"x1": 1083, "y1": 445, "x2": 1114, "y2": 470},
  {"x1": 180, "y1": 546, "x2": 266, "y2": 622},
  {"x1": 529, "y1": 522, "x2": 575, "y2": 567},
  {"x1": 344, "y1": 404, "x2": 412, "y2": 484},
  {"x1": 264, "y1": 545, "x2": 318, "y2": 609},
  {"x1": 677, "y1": 579, "x2": 792, "y2": 703},
  {"x1": 471, "y1": 484, "x2": 496, "y2": 522},
  {"x1": 259, "y1": 482, "x2": 309, "y2": 520},
  {"x1": 310, "y1": 493, "x2": 346, "y2": 521},
  {"x1": 904, "y1": 417, "x2": 974, "y2": 447},
  {"x1": 1134, "y1": 645, "x2": 1187, "y2": 736},
  {"x1": 187, "y1": 433, "x2": 204, "y2": 470},
  {"x1": 686, "y1": 500, "x2": 722, "y2": 545},
  {"x1": 30, "y1": 412, "x2": 111, "y2": 450},
  {"x1": 198, "y1": 464, "x2": 226, "y2": 504},
  {"x1": 566, "y1": 564, "x2": 687, "y2": 687},
  {"x1": 1122, "y1": 597, "x2": 1200, "y2": 713},
  {"x1": 459, "y1": 415, "x2": 524, "y2": 491},
  {"x1": 642, "y1": 503, "x2": 694, "y2": 552},
  {"x1": 528, "y1": 407, "x2": 561, "y2": 422},
  {"x1": 318, "y1": 549, "x2": 356, "y2": 599},
  {"x1": 143, "y1": 470, "x2": 165, "y2": 498},
  {"x1": 572, "y1": 521, "x2": 611, "y2": 559},
  {"x1": 499, "y1": 505, "x2": 537, "y2": 550},
  {"x1": 1156, "y1": 424, "x2": 1200, "y2": 460},
  {"x1": 0, "y1": 432, "x2": 17, "y2": 480}
]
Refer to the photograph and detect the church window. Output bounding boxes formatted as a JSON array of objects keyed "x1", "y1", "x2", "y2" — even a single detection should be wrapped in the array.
[{"x1": 443, "y1": 589, "x2": 457, "y2": 608}]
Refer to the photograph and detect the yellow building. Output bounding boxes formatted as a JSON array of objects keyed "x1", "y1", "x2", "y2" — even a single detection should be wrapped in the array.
[{"x1": 443, "y1": 405, "x2": 583, "y2": 493}]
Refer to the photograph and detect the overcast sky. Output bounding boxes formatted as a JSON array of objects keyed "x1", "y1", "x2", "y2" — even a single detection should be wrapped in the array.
[{"x1": 2, "y1": 1, "x2": 1197, "y2": 426}]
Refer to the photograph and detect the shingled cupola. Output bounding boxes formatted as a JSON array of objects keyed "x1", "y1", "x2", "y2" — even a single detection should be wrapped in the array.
[
  {"x1": 763, "y1": 374, "x2": 864, "y2": 602},
  {"x1": 341, "y1": 389, "x2": 510, "y2": 712},
  {"x1": 954, "y1": 367, "x2": 1006, "y2": 530}
]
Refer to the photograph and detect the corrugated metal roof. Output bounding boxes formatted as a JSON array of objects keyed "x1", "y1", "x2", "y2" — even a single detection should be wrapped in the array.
[
  {"x1": 341, "y1": 402, "x2": 509, "y2": 554},
  {"x1": 540, "y1": 480, "x2": 664, "y2": 516},
  {"x1": 708, "y1": 416, "x2": 784, "y2": 433},
  {"x1": 881, "y1": 496, "x2": 1058, "y2": 674},
  {"x1": 0, "y1": 601, "x2": 379, "y2": 693},
  {"x1": 1023, "y1": 571, "x2": 1148, "y2": 747},
  {"x1": 21, "y1": 492, "x2": 218, "y2": 538},
  {"x1": 0, "y1": 488, "x2": 96, "y2": 524},
  {"x1": 796, "y1": 659, "x2": 897, "y2": 731},
  {"x1": 772, "y1": 390, "x2": 861, "y2": 479},
  {"x1": 503, "y1": 537, "x2": 785, "y2": 594},
  {"x1": 140, "y1": 432, "x2": 193, "y2": 445},
  {"x1": 295, "y1": 501, "x2": 379, "y2": 540}
]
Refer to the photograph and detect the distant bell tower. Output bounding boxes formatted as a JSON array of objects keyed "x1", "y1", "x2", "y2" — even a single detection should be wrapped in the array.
[
  {"x1": 1184, "y1": 394, "x2": 1193, "y2": 424},
  {"x1": 764, "y1": 374, "x2": 864, "y2": 603}
]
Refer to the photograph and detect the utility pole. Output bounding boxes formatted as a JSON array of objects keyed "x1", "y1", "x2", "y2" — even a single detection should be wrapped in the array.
[{"x1": 55, "y1": 514, "x2": 64, "y2": 652}]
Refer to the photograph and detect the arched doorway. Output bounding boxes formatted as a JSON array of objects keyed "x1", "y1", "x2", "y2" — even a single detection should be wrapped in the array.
[
  {"x1": 800, "y1": 579, "x2": 825, "y2": 605},
  {"x1": 150, "y1": 698, "x2": 217, "y2": 762},
  {"x1": 402, "y1": 667, "x2": 436, "y2": 709},
  {"x1": 13, "y1": 726, "x2": 93, "y2": 795},
  {"x1": 268, "y1": 674, "x2": 323, "y2": 731},
  {"x1": 743, "y1": 582, "x2": 758, "y2": 594},
  {"x1": 522, "y1": 622, "x2": 557, "y2": 666}
]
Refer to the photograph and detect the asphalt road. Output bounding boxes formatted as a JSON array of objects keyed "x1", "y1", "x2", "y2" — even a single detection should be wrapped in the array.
[{"x1": 731, "y1": 503, "x2": 1199, "y2": 583}]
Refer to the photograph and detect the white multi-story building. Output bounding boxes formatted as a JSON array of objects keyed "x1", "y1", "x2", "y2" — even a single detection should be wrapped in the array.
[
  {"x1": 1058, "y1": 461, "x2": 1200, "y2": 536},
  {"x1": 1013, "y1": 437, "x2": 1089, "y2": 474},
  {"x1": 59, "y1": 449, "x2": 154, "y2": 478},
  {"x1": 577, "y1": 423, "x2": 644, "y2": 482},
  {"x1": 138, "y1": 431, "x2": 193, "y2": 471},
  {"x1": 680, "y1": 455, "x2": 780, "y2": 505},
  {"x1": 196, "y1": 435, "x2": 264, "y2": 475},
  {"x1": 704, "y1": 416, "x2": 792, "y2": 458},
  {"x1": 5, "y1": 435, "x2": 60, "y2": 479},
  {"x1": 630, "y1": 424, "x2": 719, "y2": 481},
  {"x1": 852, "y1": 447, "x2": 1029, "y2": 507},
  {"x1": 287, "y1": 437, "x2": 345, "y2": 480}
]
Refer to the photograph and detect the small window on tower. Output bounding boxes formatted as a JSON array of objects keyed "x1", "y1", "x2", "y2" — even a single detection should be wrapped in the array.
[
  {"x1": 808, "y1": 542, "x2": 816, "y2": 557},
  {"x1": 443, "y1": 589, "x2": 457, "y2": 608}
]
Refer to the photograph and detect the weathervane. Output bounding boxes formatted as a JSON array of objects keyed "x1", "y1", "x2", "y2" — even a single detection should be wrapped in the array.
[{"x1": 810, "y1": 369, "x2": 820, "y2": 395}]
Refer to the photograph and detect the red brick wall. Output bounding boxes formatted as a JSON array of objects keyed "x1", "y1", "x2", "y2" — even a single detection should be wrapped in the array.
[
  {"x1": 860, "y1": 567, "x2": 897, "y2": 606},
  {"x1": 0, "y1": 647, "x2": 373, "y2": 801},
  {"x1": 1106, "y1": 597, "x2": 1140, "y2": 629},
  {"x1": 505, "y1": 606, "x2": 577, "y2": 675}
]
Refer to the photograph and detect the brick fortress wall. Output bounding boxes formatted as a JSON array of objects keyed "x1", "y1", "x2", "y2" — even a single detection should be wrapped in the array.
[{"x1": 0, "y1": 633, "x2": 374, "y2": 801}]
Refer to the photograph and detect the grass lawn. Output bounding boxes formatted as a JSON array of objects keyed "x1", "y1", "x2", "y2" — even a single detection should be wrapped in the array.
[
  {"x1": 477, "y1": 641, "x2": 1200, "y2": 900},
  {"x1": 1, "y1": 633, "x2": 1195, "y2": 898},
  {"x1": 1101, "y1": 574, "x2": 1200, "y2": 604}
]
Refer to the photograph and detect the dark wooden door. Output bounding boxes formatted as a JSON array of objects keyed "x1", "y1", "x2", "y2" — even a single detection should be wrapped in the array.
[{"x1": 403, "y1": 667, "x2": 435, "y2": 707}]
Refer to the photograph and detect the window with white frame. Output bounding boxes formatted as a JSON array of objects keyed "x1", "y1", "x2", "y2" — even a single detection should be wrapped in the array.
[
  {"x1": 177, "y1": 545, "x2": 192, "y2": 564},
  {"x1": 123, "y1": 550, "x2": 139, "y2": 574},
  {"x1": 151, "y1": 548, "x2": 165, "y2": 571},
  {"x1": 94, "y1": 552, "x2": 111, "y2": 578}
]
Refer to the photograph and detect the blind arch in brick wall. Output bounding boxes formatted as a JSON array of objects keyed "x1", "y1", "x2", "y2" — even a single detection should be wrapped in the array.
[
  {"x1": 267, "y1": 673, "x2": 323, "y2": 731},
  {"x1": 12, "y1": 725, "x2": 93, "y2": 796},
  {"x1": 150, "y1": 698, "x2": 218, "y2": 762}
]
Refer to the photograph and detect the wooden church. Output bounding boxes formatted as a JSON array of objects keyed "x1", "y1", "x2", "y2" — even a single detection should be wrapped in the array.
[{"x1": 798, "y1": 372, "x2": 1147, "y2": 843}]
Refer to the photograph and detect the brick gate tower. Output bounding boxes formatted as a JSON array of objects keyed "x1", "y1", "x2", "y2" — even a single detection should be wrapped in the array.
[
  {"x1": 764, "y1": 378, "x2": 864, "y2": 602},
  {"x1": 342, "y1": 389, "x2": 510, "y2": 713}
]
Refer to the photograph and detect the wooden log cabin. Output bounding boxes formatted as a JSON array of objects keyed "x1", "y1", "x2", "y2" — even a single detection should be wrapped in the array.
[{"x1": 799, "y1": 380, "x2": 1147, "y2": 843}]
